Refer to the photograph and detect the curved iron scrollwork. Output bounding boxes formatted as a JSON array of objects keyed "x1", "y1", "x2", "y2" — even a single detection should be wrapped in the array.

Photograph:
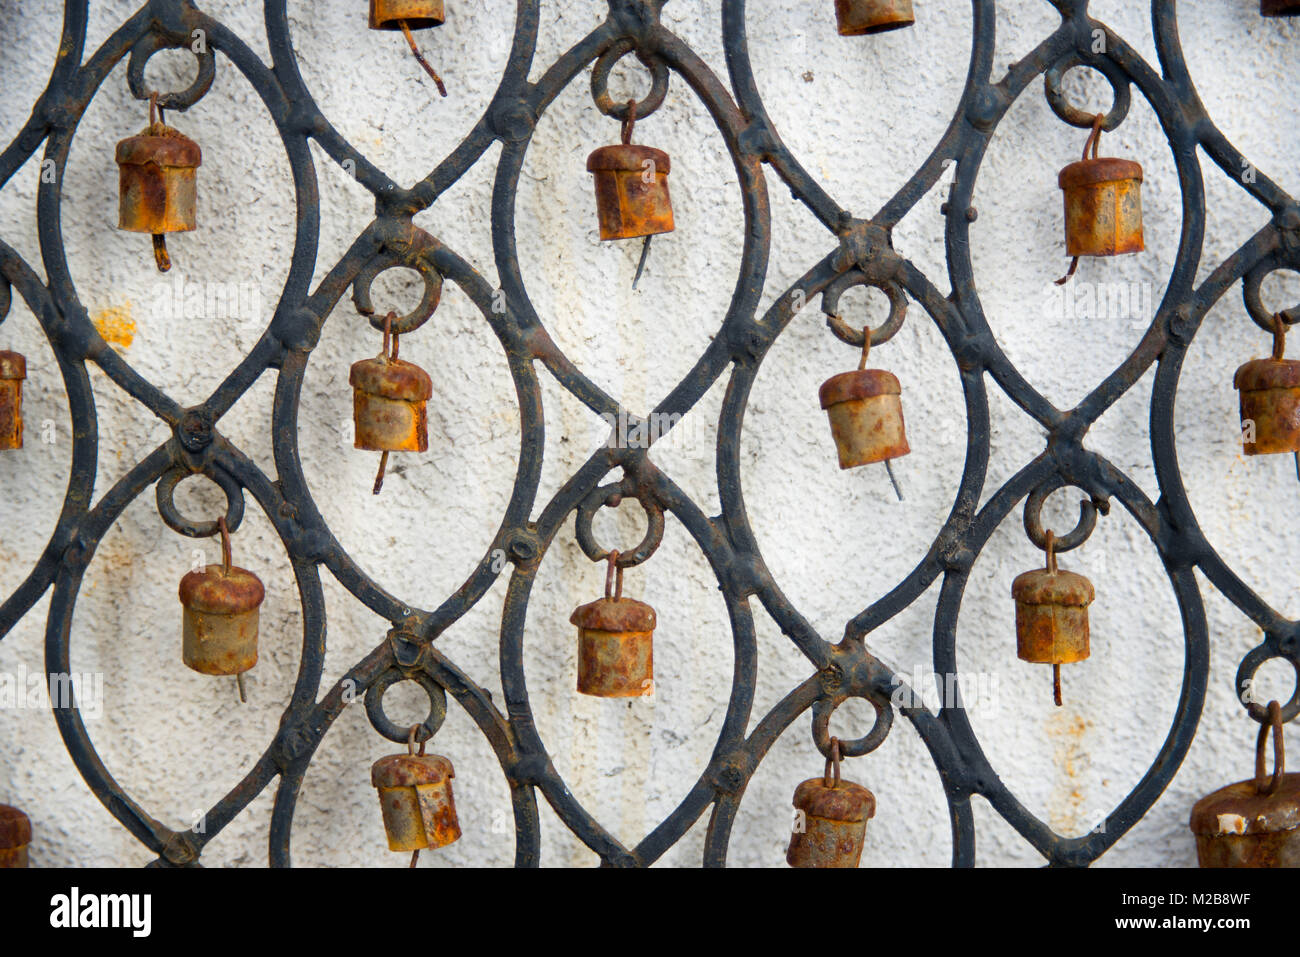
[{"x1": 0, "y1": 0, "x2": 1297, "y2": 868}]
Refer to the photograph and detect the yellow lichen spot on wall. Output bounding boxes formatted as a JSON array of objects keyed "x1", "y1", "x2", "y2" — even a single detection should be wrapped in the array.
[{"x1": 92, "y1": 304, "x2": 136, "y2": 349}]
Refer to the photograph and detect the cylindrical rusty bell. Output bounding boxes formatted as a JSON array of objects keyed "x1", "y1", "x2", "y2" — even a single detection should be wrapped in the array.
[
  {"x1": 116, "y1": 123, "x2": 201, "y2": 237},
  {"x1": 0, "y1": 350, "x2": 26, "y2": 450},
  {"x1": 787, "y1": 740, "x2": 875, "y2": 868},
  {"x1": 1012, "y1": 534, "x2": 1093, "y2": 705},
  {"x1": 587, "y1": 144, "x2": 674, "y2": 242},
  {"x1": 1190, "y1": 702, "x2": 1300, "y2": 867},
  {"x1": 1059, "y1": 156, "x2": 1144, "y2": 258},
  {"x1": 1235, "y1": 320, "x2": 1300, "y2": 456},
  {"x1": 178, "y1": 519, "x2": 264, "y2": 677},
  {"x1": 571, "y1": 553, "x2": 655, "y2": 698},
  {"x1": 819, "y1": 368, "x2": 910, "y2": 469},
  {"x1": 372, "y1": 747, "x2": 460, "y2": 853},
  {"x1": 1262, "y1": 0, "x2": 1300, "y2": 16},
  {"x1": 0, "y1": 805, "x2": 31, "y2": 868},
  {"x1": 370, "y1": 0, "x2": 445, "y2": 29},
  {"x1": 835, "y1": 0, "x2": 915, "y2": 35},
  {"x1": 350, "y1": 354, "x2": 433, "y2": 453}
]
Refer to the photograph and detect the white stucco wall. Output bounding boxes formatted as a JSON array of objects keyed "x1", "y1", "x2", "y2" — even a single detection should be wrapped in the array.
[{"x1": 0, "y1": 0, "x2": 1298, "y2": 868}]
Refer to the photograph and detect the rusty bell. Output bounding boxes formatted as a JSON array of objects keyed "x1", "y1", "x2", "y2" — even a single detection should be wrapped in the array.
[
  {"x1": 1059, "y1": 155, "x2": 1144, "y2": 259},
  {"x1": 787, "y1": 745, "x2": 875, "y2": 868},
  {"x1": 0, "y1": 805, "x2": 31, "y2": 868},
  {"x1": 372, "y1": 750, "x2": 460, "y2": 853},
  {"x1": 0, "y1": 350, "x2": 26, "y2": 450},
  {"x1": 179, "y1": 533, "x2": 264, "y2": 677},
  {"x1": 1262, "y1": 0, "x2": 1300, "y2": 15},
  {"x1": 1012, "y1": 539, "x2": 1093, "y2": 705},
  {"x1": 369, "y1": 0, "x2": 444, "y2": 29},
  {"x1": 1235, "y1": 334, "x2": 1300, "y2": 456},
  {"x1": 588, "y1": 143, "x2": 674, "y2": 242},
  {"x1": 116, "y1": 121, "x2": 201, "y2": 269},
  {"x1": 835, "y1": 0, "x2": 915, "y2": 35},
  {"x1": 819, "y1": 366, "x2": 910, "y2": 469},
  {"x1": 350, "y1": 353, "x2": 433, "y2": 453},
  {"x1": 571, "y1": 556, "x2": 655, "y2": 698}
]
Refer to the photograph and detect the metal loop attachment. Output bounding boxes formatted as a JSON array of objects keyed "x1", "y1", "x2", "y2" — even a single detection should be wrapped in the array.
[
  {"x1": 1023, "y1": 482, "x2": 1109, "y2": 554},
  {"x1": 813, "y1": 694, "x2": 893, "y2": 759},
  {"x1": 1244, "y1": 264, "x2": 1300, "y2": 333},
  {"x1": 366, "y1": 668, "x2": 448, "y2": 745},
  {"x1": 575, "y1": 483, "x2": 665, "y2": 569},
  {"x1": 353, "y1": 258, "x2": 444, "y2": 337},
  {"x1": 127, "y1": 31, "x2": 217, "y2": 112},
  {"x1": 1044, "y1": 60, "x2": 1131, "y2": 132},
  {"x1": 1236, "y1": 643, "x2": 1300, "y2": 725},
  {"x1": 592, "y1": 39, "x2": 668, "y2": 122},
  {"x1": 822, "y1": 272, "x2": 908, "y2": 350},
  {"x1": 1255, "y1": 700, "x2": 1286, "y2": 796},
  {"x1": 823, "y1": 737, "x2": 843, "y2": 789},
  {"x1": 156, "y1": 466, "x2": 245, "y2": 539}
]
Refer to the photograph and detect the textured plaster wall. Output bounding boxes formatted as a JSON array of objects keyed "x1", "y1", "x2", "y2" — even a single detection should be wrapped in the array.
[{"x1": 0, "y1": 0, "x2": 1298, "y2": 868}]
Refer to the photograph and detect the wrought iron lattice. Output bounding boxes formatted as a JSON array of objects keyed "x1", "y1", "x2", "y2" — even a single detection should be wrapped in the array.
[{"x1": 1, "y1": 0, "x2": 1297, "y2": 868}]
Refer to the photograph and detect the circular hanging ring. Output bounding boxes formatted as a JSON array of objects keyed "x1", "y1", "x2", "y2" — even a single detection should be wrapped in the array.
[
  {"x1": 1244, "y1": 264, "x2": 1300, "y2": 333},
  {"x1": 1044, "y1": 61, "x2": 1131, "y2": 132},
  {"x1": 156, "y1": 466, "x2": 245, "y2": 539},
  {"x1": 1023, "y1": 482, "x2": 1107, "y2": 554},
  {"x1": 1255, "y1": 701, "x2": 1286, "y2": 796},
  {"x1": 352, "y1": 259, "x2": 444, "y2": 336},
  {"x1": 821, "y1": 273, "x2": 908, "y2": 349},
  {"x1": 591, "y1": 39, "x2": 669, "y2": 122},
  {"x1": 366, "y1": 669, "x2": 448, "y2": 745},
  {"x1": 1235, "y1": 643, "x2": 1300, "y2": 725},
  {"x1": 575, "y1": 483, "x2": 665, "y2": 568},
  {"x1": 127, "y1": 32, "x2": 217, "y2": 112},
  {"x1": 812, "y1": 694, "x2": 893, "y2": 759}
]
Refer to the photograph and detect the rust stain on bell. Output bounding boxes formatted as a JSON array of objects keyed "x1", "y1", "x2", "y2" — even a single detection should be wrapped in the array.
[
  {"x1": 371, "y1": 753, "x2": 460, "y2": 852},
  {"x1": 0, "y1": 805, "x2": 31, "y2": 868},
  {"x1": 571, "y1": 596, "x2": 655, "y2": 697},
  {"x1": 1235, "y1": 356, "x2": 1300, "y2": 455},
  {"x1": 588, "y1": 144, "x2": 674, "y2": 241},
  {"x1": 835, "y1": 0, "x2": 914, "y2": 35},
  {"x1": 787, "y1": 777, "x2": 875, "y2": 868},
  {"x1": 369, "y1": 0, "x2": 444, "y2": 29},
  {"x1": 1012, "y1": 565, "x2": 1093, "y2": 667},
  {"x1": 819, "y1": 368, "x2": 909, "y2": 469},
  {"x1": 116, "y1": 123, "x2": 201, "y2": 236},
  {"x1": 1191, "y1": 773, "x2": 1300, "y2": 867},
  {"x1": 1059, "y1": 157, "x2": 1144, "y2": 258},
  {"x1": 179, "y1": 564, "x2": 264, "y2": 676},
  {"x1": 350, "y1": 355, "x2": 432, "y2": 452},
  {"x1": 0, "y1": 350, "x2": 26, "y2": 450}
]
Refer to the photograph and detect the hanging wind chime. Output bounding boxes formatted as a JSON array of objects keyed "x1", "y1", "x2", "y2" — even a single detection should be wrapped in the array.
[
  {"x1": 787, "y1": 737, "x2": 876, "y2": 868},
  {"x1": 1056, "y1": 113, "x2": 1144, "y2": 285},
  {"x1": 0, "y1": 805, "x2": 31, "y2": 869},
  {"x1": 570, "y1": 550, "x2": 656, "y2": 698},
  {"x1": 0, "y1": 348, "x2": 25, "y2": 450},
  {"x1": 1235, "y1": 315, "x2": 1300, "y2": 480},
  {"x1": 116, "y1": 93, "x2": 201, "y2": 273},
  {"x1": 1011, "y1": 529, "x2": 1094, "y2": 706},
  {"x1": 369, "y1": 0, "x2": 449, "y2": 97},
  {"x1": 351, "y1": 312, "x2": 433, "y2": 494},
  {"x1": 372, "y1": 724, "x2": 460, "y2": 866}
]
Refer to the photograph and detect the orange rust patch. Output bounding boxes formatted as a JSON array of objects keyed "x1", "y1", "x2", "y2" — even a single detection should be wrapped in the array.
[{"x1": 92, "y1": 304, "x2": 136, "y2": 349}]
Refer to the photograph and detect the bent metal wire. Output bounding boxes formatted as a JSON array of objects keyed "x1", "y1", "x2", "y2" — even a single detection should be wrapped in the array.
[{"x1": 0, "y1": 0, "x2": 1297, "y2": 868}]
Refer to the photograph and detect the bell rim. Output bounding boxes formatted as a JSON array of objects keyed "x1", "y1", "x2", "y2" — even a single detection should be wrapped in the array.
[
  {"x1": 349, "y1": 355, "x2": 434, "y2": 401},
  {"x1": 1058, "y1": 157, "x2": 1144, "y2": 190},
  {"x1": 1234, "y1": 357, "x2": 1300, "y2": 391},
  {"x1": 791, "y1": 776, "x2": 876, "y2": 822},
  {"x1": 1189, "y1": 773, "x2": 1300, "y2": 836},
  {"x1": 1011, "y1": 567, "x2": 1095, "y2": 606},
  {"x1": 819, "y1": 368, "x2": 902, "y2": 408},
  {"x1": 570, "y1": 596, "x2": 657, "y2": 632},
  {"x1": 178, "y1": 565, "x2": 266, "y2": 614},
  {"x1": 586, "y1": 144, "x2": 671, "y2": 174},
  {"x1": 371, "y1": 752, "x2": 455, "y2": 788}
]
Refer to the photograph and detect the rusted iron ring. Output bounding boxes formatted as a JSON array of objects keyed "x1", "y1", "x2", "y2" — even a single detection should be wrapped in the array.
[
  {"x1": 1023, "y1": 482, "x2": 1108, "y2": 554},
  {"x1": 812, "y1": 694, "x2": 893, "y2": 759},
  {"x1": 366, "y1": 669, "x2": 448, "y2": 745},
  {"x1": 592, "y1": 40, "x2": 669, "y2": 122},
  {"x1": 1043, "y1": 60, "x2": 1130, "y2": 132},
  {"x1": 156, "y1": 466, "x2": 245, "y2": 539},
  {"x1": 822, "y1": 272, "x2": 908, "y2": 349},
  {"x1": 575, "y1": 483, "x2": 664, "y2": 568},
  {"x1": 127, "y1": 32, "x2": 217, "y2": 112},
  {"x1": 1244, "y1": 264, "x2": 1300, "y2": 332},
  {"x1": 1236, "y1": 643, "x2": 1300, "y2": 725},
  {"x1": 353, "y1": 259, "x2": 444, "y2": 336}
]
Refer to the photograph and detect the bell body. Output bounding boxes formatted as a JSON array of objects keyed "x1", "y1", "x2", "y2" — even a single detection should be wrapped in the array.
[
  {"x1": 571, "y1": 596, "x2": 655, "y2": 697},
  {"x1": 370, "y1": 0, "x2": 445, "y2": 29},
  {"x1": 179, "y1": 564, "x2": 264, "y2": 676},
  {"x1": 587, "y1": 145, "x2": 674, "y2": 241},
  {"x1": 1262, "y1": 0, "x2": 1300, "y2": 15},
  {"x1": 0, "y1": 351, "x2": 26, "y2": 450},
  {"x1": 835, "y1": 0, "x2": 915, "y2": 35},
  {"x1": 1190, "y1": 772, "x2": 1300, "y2": 867},
  {"x1": 0, "y1": 805, "x2": 31, "y2": 869},
  {"x1": 787, "y1": 777, "x2": 875, "y2": 868},
  {"x1": 116, "y1": 125, "x2": 201, "y2": 235},
  {"x1": 371, "y1": 753, "x2": 460, "y2": 852},
  {"x1": 1235, "y1": 357, "x2": 1300, "y2": 455},
  {"x1": 1011, "y1": 567, "x2": 1093, "y2": 665},
  {"x1": 1059, "y1": 157, "x2": 1144, "y2": 258},
  {"x1": 819, "y1": 368, "x2": 909, "y2": 469},
  {"x1": 350, "y1": 356, "x2": 433, "y2": 453}
]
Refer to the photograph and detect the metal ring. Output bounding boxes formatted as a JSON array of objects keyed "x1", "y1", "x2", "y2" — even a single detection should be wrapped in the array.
[
  {"x1": 821, "y1": 272, "x2": 908, "y2": 349},
  {"x1": 1023, "y1": 482, "x2": 1108, "y2": 554},
  {"x1": 591, "y1": 40, "x2": 669, "y2": 122},
  {"x1": 1236, "y1": 643, "x2": 1300, "y2": 725},
  {"x1": 1043, "y1": 61, "x2": 1131, "y2": 132},
  {"x1": 574, "y1": 483, "x2": 665, "y2": 568},
  {"x1": 1255, "y1": 701, "x2": 1286, "y2": 796},
  {"x1": 365, "y1": 669, "x2": 448, "y2": 745},
  {"x1": 1244, "y1": 263, "x2": 1300, "y2": 333},
  {"x1": 812, "y1": 694, "x2": 893, "y2": 759},
  {"x1": 127, "y1": 32, "x2": 217, "y2": 112},
  {"x1": 352, "y1": 258, "x2": 444, "y2": 336},
  {"x1": 155, "y1": 467, "x2": 245, "y2": 539}
]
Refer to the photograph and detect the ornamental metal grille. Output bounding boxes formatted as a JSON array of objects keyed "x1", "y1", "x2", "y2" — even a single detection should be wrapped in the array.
[{"x1": 0, "y1": 0, "x2": 1297, "y2": 868}]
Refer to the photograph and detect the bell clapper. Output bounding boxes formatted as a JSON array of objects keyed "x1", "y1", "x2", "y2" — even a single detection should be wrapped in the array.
[
  {"x1": 884, "y1": 459, "x2": 904, "y2": 502},
  {"x1": 152, "y1": 234, "x2": 171, "y2": 273},
  {"x1": 632, "y1": 234, "x2": 653, "y2": 290},
  {"x1": 622, "y1": 100, "x2": 655, "y2": 290},
  {"x1": 1056, "y1": 114, "x2": 1105, "y2": 287},
  {"x1": 1046, "y1": 531, "x2": 1064, "y2": 706},
  {"x1": 399, "y1": 19, "x2": 447, "y2": 97},
  {"x1": 372, "y1": 313, "x2": 397, "y2": 496}
]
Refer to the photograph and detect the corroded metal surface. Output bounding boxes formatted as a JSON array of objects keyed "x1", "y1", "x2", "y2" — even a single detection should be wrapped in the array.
[
  {"x1": 179, "y1": 565, "x2": 264, "y2": 676},
  {"x1": 834, "y1": 0, "x2": 914, "y2": 36},
  {"x1": 819, "y1": 369, "x2": 909, "y2": 468},
  {"x1": 0, "y1": 805, "x2": 31, "y2": 869},
  {"x1": 372, "y1": 753, "x2": 460, "y2": 852}
]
